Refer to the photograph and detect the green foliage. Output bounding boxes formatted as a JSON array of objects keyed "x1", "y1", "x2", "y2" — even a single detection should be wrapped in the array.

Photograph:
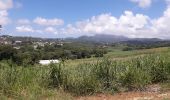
[
  {"x1": 0, "y1": 45, "x2": 16, "y2": 60},
  {"x1": 150, "y1": 57, "x2": 169, "y2": 83},
  {"x1": 120, "y1": 62, "x2": 151, "y2": 90},
  {"x1": 0, "y1": 43, "x2": 108, "y2": 66},
  {"x1": 94, "y1": 49, "x2": 105, "y2": 57},
  {"x1": 122, "y1": 47, "x2": 134, "y2": 51},
  {"x1": 0, "y1": 62, "x2": 51, "y2": 99},
  {"x1": 49, "y1": 64, "x2": 63, "y2": 88},
  {"x1": 0, "y1": 52, "x2": 170, "y2": 98},
  {"x1": 48, "y1": 54, "x2": 170, "y2": 95}
]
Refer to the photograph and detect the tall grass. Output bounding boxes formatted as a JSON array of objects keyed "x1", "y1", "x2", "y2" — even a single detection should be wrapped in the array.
[
  {"x1": 49, "y1": 54, "x2": 170, "y2": 95},
  {"x1": 0, "y1": 61, "x2": 56, "y2": 99},
  {"x1": 0, "y1": 54, "x2": 170, "y2": 99}
]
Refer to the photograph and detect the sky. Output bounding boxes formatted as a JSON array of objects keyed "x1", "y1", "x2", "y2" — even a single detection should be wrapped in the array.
[{"x1": 0, "y1": 0, "x2": 170, "y2": 38}]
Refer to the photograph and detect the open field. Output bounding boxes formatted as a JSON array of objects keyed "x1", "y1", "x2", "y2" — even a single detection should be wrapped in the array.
[
  {"x1": 66, "y1": 47, "x2": 170, "y2": 66},
  {"x1": 0, "y1": 47, "x2": 170, "y2": 99}
]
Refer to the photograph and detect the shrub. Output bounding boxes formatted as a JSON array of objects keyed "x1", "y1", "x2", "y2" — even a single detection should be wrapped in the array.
[{"x1": 49, "y1": 64, "x2": 64, "y2": 88}]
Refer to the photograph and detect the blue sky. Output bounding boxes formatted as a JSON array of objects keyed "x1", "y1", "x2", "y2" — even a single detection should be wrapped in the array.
[
  {"x1": 11, "y1": 0, "x2": 166, "y2": 20},
  {"x1": 0, "y1": 0, "x2": 170, "y2": 38}
]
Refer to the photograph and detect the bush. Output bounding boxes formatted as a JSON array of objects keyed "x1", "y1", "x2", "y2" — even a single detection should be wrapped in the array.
[
  {"x1": 122, "y1": 47, "x2": 133, "y2": 51},
  {"x1": 49, "y1": 64, "x2": 64, "y2": 88},
  {"x1": 0, "y1": 45, "x2": 16, "y2": 60}
]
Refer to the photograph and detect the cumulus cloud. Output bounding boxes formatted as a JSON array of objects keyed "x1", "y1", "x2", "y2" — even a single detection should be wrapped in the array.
[
  {"x1": 16, "y1": 26, "x2": 34, "y2": 32},
  {"x1": 0, "y1": 10, "x2": 8, "y2": 16},
  {"x1": 0, "y1": 0, "x2": 13, "y2": 10},
  {"x1": 166, "y1": 0, "x2": 170, "y2": 5},
  {"x1": 16, "y1": 25, "x2": 44, "y2": 34},
  {"x1": 151, "y1": 7, "x2": 170, "y2": 38},
  {"x1": 61, "y1": 4, "x2": 170, "y2": 39},
  {"x1": 0, "y1": 0, "x2": 22, "y2": 26},
  {"x1": 15, "y1": 17, "x2": 63, "y2": 34},
  {"x1": 59, "y1": 0, "x2": 170, "y2": 39},
  {"x1": 33, "y1": 17, "x2": 64, "y2": 26},
  {"x1": 13, "y1": 0, "x2": 170, "y2": 39},
  {"x1": 0, "y1": 0, "x2": 13, "y2": 25},
  {"x1": 45, "y1": 27, "x2": 58, "y2": 34},
  {"x1": 130, "y1": 0, "x2": 152, "y2": 8},
  {"x1": 0, "y1": 10, "x2": 10, "y2": 25},
  {"x1": 62, "y1": 11, "x2": 150, "y2": 38},
  {"x1": 15, "y1": 0, "x2": 170, "y2": 39}
]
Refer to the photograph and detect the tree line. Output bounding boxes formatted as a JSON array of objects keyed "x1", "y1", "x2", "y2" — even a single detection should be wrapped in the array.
[{"x1": 0, "y1": 43, "x2": 108, "y2": 66}]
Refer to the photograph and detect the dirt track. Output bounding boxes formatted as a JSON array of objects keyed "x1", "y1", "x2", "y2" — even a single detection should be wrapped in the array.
[
  {"x1": 76, "y1": 84, "x2": 170, "y2": 100},
  {"x1": 76, "y1": 92, "x2": 170, "y2": 100}
]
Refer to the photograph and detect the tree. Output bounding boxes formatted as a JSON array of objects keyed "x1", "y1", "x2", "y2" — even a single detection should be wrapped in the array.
[
  {"x1": 0, "y1": 45, "x2": 17, "y2": 60},
  {"x1": 93, "y1": 49, "x2": 105, "y2": 57}
]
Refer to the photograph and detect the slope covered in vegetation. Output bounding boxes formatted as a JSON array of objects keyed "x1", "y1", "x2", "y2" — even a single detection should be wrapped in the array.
[{"x1": 0, "y1": 48, "x2": 170, "y2": 99}]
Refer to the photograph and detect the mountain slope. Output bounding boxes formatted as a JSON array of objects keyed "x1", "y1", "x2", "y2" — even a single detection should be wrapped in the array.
[{"x1": 74, "y1": 34, "x2": 129, "y2": 43}]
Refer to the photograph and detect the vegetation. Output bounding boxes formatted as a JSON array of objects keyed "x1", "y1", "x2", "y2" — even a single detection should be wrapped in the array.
[
  {"x1": 119, "y1": 40, "x2": 170, "y2": 51},
  {"x1": 1, "y1": 38, "x2": 170, "y2": 99},
  {"x1": 0, "y1": 47, "x2": 170, "y2": 99},
  {"x1": 0, "y1": 43, "x2": 108, "y2": 65}
]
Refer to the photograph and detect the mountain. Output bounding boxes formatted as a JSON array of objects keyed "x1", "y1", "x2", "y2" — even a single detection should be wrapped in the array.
[
  {"x1": 0, "y1": 34, "x2": 165, "y2": 44},
  {"x1": 0, "y1": 35, "x2": 63, "y2": 42},
  {"x1": 72, "y1": 34, "x2": 130, "y2": 43},
  {"x1": 131, "y1": 38, "x2": 162, "y2": 42}
]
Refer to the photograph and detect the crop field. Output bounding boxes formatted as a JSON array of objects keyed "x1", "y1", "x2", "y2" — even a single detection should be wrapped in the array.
[
  {"x1": 0, "y1": 47, "x2": 170, "y2": 99},
  {"x1": 66, "y1": 47, "x2": 170, "y2": 66}
]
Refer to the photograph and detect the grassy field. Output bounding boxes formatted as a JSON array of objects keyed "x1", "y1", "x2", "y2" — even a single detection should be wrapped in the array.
[
  {"x1": 0, "y1": 47, "x2": 170, "y2": 99},
  {"x1": 66, "y1": 47, "x2": 170, "y2": 66}
]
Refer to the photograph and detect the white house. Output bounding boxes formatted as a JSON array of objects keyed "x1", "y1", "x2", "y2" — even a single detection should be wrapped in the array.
[{"x1": 39, "y1": 60, "x2": 60, "y2": 65}]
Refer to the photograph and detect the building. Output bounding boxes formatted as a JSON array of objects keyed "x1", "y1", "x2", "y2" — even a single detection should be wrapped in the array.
[
  {"x1": 39, "y1": 60, "x2": 60, "y2": 65},
  {"x1": 0, "y1": 37, "x2": 12, "y2": 45},
  {"x1": 14, "y1": 41, "x2": 22, "y2": 45}
]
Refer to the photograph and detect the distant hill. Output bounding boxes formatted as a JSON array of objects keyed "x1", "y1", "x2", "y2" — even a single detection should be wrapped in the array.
[
  {"x1": 131, "y1": 38, "x2": 162, "y2": 42},
  {"x1": 67, "y1": 34, "x2": 130, "y2": 43},
  {"x1": 0, "y1": 35, "x2": 63, "y2": 42},
  {"x1": 0, "y1": 34, "x2": 167, "y2": 44}
]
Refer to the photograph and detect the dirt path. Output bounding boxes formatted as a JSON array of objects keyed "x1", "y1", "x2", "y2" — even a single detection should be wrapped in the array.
[
  {"x1": 76, "y1": 92, "x2": 170, "y2": 100},
  {"x1": 76, "y1": 84, "x2": 170, "y2": 100}
]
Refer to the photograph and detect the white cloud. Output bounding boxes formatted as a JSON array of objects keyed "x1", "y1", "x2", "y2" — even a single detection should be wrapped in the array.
[
  {"x1": 0, "y1": 10, "x2": 10, "y2": 25},
  {"x1": 166, "y1": 0, "x2": 170, "y2": 5},
  {"x1": 33, "y1": 17, "x2": 64, "y2": 26},
  {"x1": 0, "y1": 10, "x2": 8, "y2": 16},
  {"x1": 62, "y1": 11, "x2": 150, "y2": 38},
  {"x1": 15, "y1": 0, "x2": 170, "y2": 39},
  {"x1": 0, "y1": 0, "x2": 13, "y2": 25},
  {"x1": 61, "y1": 4, "x2": 170, "y2": 39},
  {"x1": 119, "y1": 11, "x2": 149, "y2": 29},
  {"x1": 16, "y1": 26, "x2": 34, "y2": 32},
  {"x1": 17, "y1": 19, "x2": 30, "y2": 24},
  {"x1": 0, "y1": 16, "x2": 10, "y2": 25},
  {"x1": 16, "y1": 25, "x2": 43, "y2": 33},
  {"x1": 45, "y1": 27, "x2": 58, "y2": 34},
  {"x1": 151, "y1": 7, "x2": 170, "y2": 38},
  {"x1": 0, "y1": 0, "x2": 13, "y2": 10},
  {"x1": 13, "y1": 0, "x2": 170, "y2": 39},
  {"x1": 130, "y1": 0, "x2": 152, "y2": 8}
]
